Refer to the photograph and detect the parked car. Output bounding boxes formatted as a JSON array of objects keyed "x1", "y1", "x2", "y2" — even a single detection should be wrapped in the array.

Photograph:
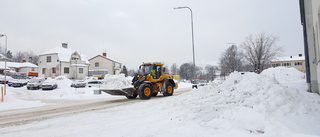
[
  {"x1": 8, "y1": 79, "x2": 16, "y2": 87},
  {"x1": 191, "y1": 80, "x2": 199, "y2": 89},
  {"x1": 71, "y1": 80, "x2": 86, "y2": 88},
  {"x1": 199, "y1": 80, "x2": 208, "y2": 86},
  {"x1": 87, "y1": 80, "x2": 104, "y2": 88},
  {"x1": 27, "y1": 78, "x2": 45, "y2": 90},
  {"x1": 12, "y1": 79, "x2": 28, "y2": 87},
  {"x1": 42, "y1": 81, "x2": 58, "y2": 90}
]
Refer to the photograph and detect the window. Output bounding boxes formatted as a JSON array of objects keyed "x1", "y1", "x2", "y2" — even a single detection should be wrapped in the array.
[
  {"x1": 79, "y1": 68, "x2": 83, "y2": 74},
  {"x1": 31, "y1": 68, "x2": 35, "y2": 71},
  {"x1": 64, "y1": 67, "x2": 69, "y2": 74},
  {"x1": 294, "y1": 62, "x2": 302, "y2": 66},
  {"x1": 271, "y1": 63, "x2": 280, "y2": 67},
  {"x1": 52, "y1": 67, "x2": 56, "y2": 73},
  {"x1": 42, "y1": 68, "x2": 46, "y2": 74},
  {"x1": 282, "y1": 62, "x2": 291, "y2": 66},
  {"x1": 95, "y1": 62, "x2": 99, "y2": 67},
  {"x1": 47, "y1": 56, "x2": 51, "y2": 63}
]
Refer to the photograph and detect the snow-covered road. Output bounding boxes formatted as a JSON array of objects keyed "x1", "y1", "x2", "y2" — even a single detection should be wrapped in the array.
[{"x1": 0, "y1": 87, "x2": 191, "y2": 128}]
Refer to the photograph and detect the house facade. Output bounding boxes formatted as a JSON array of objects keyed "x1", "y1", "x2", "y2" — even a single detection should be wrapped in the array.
[
  {"x1": 89, "y1": 53, "x2": 122, "y2": 75},
  {"x1": 269, "y1": 54, "x2": 306, "y2": 72},
  {"x1": 38, "y1": 43, "x2": 89, "y2": 79}
]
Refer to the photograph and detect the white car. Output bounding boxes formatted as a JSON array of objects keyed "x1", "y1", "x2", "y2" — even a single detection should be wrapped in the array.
[
  {"x1": 42, "y1": 81, "x2": 58, "y2": 90},
  {"x1": 27, "y1": 78, "x2": 45, "y2": 90},
  {"x1": 87, "y1": 80, "x2": 104, "y2": 88},
  {"x1": 71, "y1": 80, "x2": 87, "y2": 88}
]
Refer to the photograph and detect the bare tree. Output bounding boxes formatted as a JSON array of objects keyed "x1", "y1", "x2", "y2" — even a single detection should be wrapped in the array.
[
  {"x1": 241, "y1": 33, "x2": 282, "y2": 74},
  {"x1": 179, "y1": 62, "x2": 193, "y2": 80},
  {"x1": 219, "y1": 44, "x2": 243, "y2": 75},
  {"x1": 170, "y1": 63, "x2": 179, "y2": 75},
  {"x1": 205, "y1": 65, "x2": 217, "y2": 81},
  {"x1": 128, "y1": 69, "x2": 138, "y2": 76},
  {"x1": 12, "y1": 51, "x2": 39, "y2": 64}
]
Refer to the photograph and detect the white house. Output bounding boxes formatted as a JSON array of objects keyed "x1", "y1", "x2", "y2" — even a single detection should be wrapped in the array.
[
  {"x1": 88, "y1": 53, "x2": 122, "y2": 75},
  {"x1": 38, "y1": 43, "x2": 89, "y2": 79}
]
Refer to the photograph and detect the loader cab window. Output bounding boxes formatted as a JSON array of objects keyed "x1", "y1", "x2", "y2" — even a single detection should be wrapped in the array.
[
  {"x1": 155, "y1": 65, "x2": 161, "y2": 79},
  {"x1": 139, "y1": 64, "x2": 161, "y2": 79},
  {"x1": 139, "y1": 65, "x2": 153, "y2": 76}
]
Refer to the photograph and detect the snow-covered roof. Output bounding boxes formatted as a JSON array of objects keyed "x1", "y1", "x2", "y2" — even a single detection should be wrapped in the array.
[
  {"x1": 0, "y1": 62, "x2": 37, "y2": 69},
  {"x1": 271, "y1": 56, "x2": 305, "y2": 62},
  {"x1": 40, "y1": 46, "x2": 89, "y2": 64},
  {"x1": 89, "y1": 55, "x2": 121, "y2": 64}
]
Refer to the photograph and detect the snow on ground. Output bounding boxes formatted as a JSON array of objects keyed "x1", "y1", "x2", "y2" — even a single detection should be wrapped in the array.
[{"x1": 1, "y1": 67, "x2": 320, "y2": 137}]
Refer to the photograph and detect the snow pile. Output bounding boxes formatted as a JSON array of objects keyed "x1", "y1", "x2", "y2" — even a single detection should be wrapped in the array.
[
  {"x1": 101, "y1": 74, "x2": 133, "y2": 89},
  {"x1": 54, "y1": 75, "x2": 73, "y2": 89},
  {"x1": 160, "y1": 68, "x2": 320, "y2": 136}
]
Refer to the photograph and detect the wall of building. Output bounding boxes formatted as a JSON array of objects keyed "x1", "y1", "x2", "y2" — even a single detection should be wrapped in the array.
[
  {"x1": 89, "y1": 56, "x2": 121, "y2": 75},
  {"x1": 303, "y1": 0, "x2": 320, "y2": 93},
  {"x1": 270, "y1": 60, "x2": 306, "y2": 72},
  {"x1": 38, "y1": 54, "x2": 60, "y2": 78}
]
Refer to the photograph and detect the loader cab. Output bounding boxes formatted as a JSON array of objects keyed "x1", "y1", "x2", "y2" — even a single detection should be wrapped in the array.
[{"x1": 139, "y1": 63, "x2": 163, "y2": 79}]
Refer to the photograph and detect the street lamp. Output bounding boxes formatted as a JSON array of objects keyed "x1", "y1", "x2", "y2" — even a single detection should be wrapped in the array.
[
  {"x1": 0, "y1": 34, "x2": 7, "y2": 95},
  {"x1": 174, "y1": 6, "x2": 196, "y2": 80}
]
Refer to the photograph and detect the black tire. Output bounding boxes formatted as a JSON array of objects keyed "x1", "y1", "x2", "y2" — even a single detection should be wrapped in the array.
[
  {"x1": 163, "y1": 82, "x2": 174, "y2": 96},
  {"x1": 152, "y1": 92, "x2": 158, "y2": 97},
  {"x1": 138, "y1": 83, "x2": 153, "y2": 100},
  {"x1": 126, "y1": 93, "x2": 138, "y2": 99}
]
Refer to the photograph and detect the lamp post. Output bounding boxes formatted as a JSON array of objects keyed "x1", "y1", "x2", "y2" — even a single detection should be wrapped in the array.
[
  {"x1": 0, "y1": 34, "x2": 7, "y2": 95},
  {"x1": 174, "y1": 6, "x2": 196, "y2": 80}
]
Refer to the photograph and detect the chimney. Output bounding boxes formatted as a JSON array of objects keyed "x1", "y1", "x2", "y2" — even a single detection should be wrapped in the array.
[
  {"x1": 62, "y1": 43, "x2": 68, "y2": 48},
  {"x1": 102, "y1": 52, "x2": 107, "y2": 57},
  {"x1": 299, "y1": 54, "x2": 302, "y2": 57},
  {"x1": 22, "y1": 57, "x2": 26, "y2": 63}
]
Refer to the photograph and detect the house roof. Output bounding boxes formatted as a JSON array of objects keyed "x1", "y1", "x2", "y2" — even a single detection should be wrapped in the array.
[
  {"x1": 0, "y1": 62, "x2": 38, "y2": 69},
  {"x1": 89, "y1": 55, "x2": 121, "y2": 64},
  {"x1": 271, "y1": 56, "x2": 305, "y2": 62},
  {"x1": 40, "y1": 46, "x2": 89, "y2": 64}
]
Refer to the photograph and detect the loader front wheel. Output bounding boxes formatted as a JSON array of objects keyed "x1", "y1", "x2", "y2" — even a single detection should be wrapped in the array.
[
  {"x1": 138, "y1": 83, "x2": 153, "y2": 99},
  {"x1": 163, "y1": 83, "x2": 174, "y2": 96}
]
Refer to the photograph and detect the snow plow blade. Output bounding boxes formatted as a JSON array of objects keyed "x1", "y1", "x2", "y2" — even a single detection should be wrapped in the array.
[{"x1": 99, "y1": 87, "x2": 135, "y2": 96}]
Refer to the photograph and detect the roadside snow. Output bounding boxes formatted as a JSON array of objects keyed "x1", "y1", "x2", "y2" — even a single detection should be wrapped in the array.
[{"x1": 1, "y1": 67, "x2": 320, "y2": 137}]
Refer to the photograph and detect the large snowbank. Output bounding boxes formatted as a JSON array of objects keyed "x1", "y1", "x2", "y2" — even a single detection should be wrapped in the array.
[{"x1": 164, "y1": 67, "x2": 320, "y2": 136}]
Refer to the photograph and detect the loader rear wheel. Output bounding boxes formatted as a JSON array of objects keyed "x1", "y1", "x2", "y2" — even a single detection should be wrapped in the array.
[
  {"x1": 138, "y1": 83, "x2": 153, "y2": 99},
  {"x1": 163, "y1": 83, "x2": 174, "y2": 96}
]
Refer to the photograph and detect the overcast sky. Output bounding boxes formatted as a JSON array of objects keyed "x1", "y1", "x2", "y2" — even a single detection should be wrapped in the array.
[{"x1": 0, "y1": 0, "x2": 303, "y2": 70}]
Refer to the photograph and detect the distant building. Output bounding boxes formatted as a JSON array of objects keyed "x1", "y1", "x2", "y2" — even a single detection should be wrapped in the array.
[
  {"x1": 38, "y1": 43, "x2": 89, "y2": 79},
  {"x1": 0, "y1": 61, "x2": 38, "y2": 74},
  {"x1": 269, "y1": 54, "x2": 306, "y2": 72},
  {"x1": 89, "y1": 52, "x2": 122, "y2": 76}
]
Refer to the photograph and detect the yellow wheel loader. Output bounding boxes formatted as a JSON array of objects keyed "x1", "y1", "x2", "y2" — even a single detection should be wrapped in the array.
[{"x1": 100, "y1": 62, "x2": 178, "y2": 100}]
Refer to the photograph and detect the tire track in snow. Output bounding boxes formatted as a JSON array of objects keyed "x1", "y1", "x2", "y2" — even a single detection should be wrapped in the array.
[{"x1": 0, "y1": 88, "x2": 191, "y2": 128}]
